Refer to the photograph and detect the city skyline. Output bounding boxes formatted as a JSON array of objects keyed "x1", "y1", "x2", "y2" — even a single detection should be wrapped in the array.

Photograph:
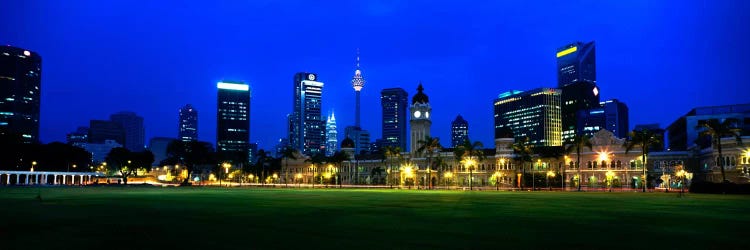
[{"x1": 2, "y1": 1, "x2": 749, "y2": 151}]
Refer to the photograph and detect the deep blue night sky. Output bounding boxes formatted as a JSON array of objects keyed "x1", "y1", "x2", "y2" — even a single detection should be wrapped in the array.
[{"x1": 2, "y1": 1, "x2": 749, "y2": 150}]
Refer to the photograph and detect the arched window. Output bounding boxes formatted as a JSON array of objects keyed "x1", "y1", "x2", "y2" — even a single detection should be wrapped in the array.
[
  {"x1": 610, "y1": 161, "x2": 615, "y2": 169},
  {"x1": 588, "y1": 161, "x2": 593, "y2": 169},
  {"x1": 593, "y1": 161, "x2": 598, "y2": 169},
  {"x1": 630, "y1": 161, "x2": 636, "y2": 169},
  {"x1": 617, "y1": 160, "x2": 622, "y2": 169},
  {"x1": 730, "y1": 157, "x2": 736, "y2": 166},
  {"x1": 569, "y1": 161, "x2": 574, "y2": 169},
  {"x1": 601, "y1": 160, "x2": 607, "y2": 169}
]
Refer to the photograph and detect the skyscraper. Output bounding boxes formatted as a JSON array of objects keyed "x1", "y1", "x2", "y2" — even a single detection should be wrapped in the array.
[
  {"x1": 88, "y1": 120, "x2": 125, "y2": 145},
  {"x1": 557, "y1": 41, "x2": 599, "y2": 142},
  {"x1": 178, "y1": 104, "x2": 198, "y2": 142},
  {"x1": 410, "y1": 83, "x2": 432, "y2": 153},
  {"x1": 110, "y1": 111, "x2": 145, "y2": 152},
  {"x1": 451, "y1": 115, "x2": 469, "y2": 148},
  {"x1": 290, "y1": 73, "x2": 325, "y2": 156},
  {"x1": 0, "y1": 46, "x2": 41, "y2": 143},
  {"x1": 66, "y1": 126, "x2": 89, "y2": 149},
  {"x1": 494, "y1": 88, "x2": 562, "y2": 147},
  {"x1": 325, "y1": 111, "x2": 338, "y2": 156},
  {"x1": 217, "y1": 81, "x2": 251, "y2": 163},
  {"x1": 577, "y1": 99, "x2": 629, "y2": 138},
  {"x1": 381, "y1": 88, "x2": 408, "y2": 151}
]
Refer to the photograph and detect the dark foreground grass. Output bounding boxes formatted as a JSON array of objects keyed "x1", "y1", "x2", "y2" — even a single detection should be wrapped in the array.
[{"x1": 1, "y1": 187, "x2": 748, "y2": 249}]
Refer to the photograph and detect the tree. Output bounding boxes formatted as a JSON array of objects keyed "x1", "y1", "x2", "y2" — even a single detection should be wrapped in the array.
[
  {"x1": 384, "y1": 146, "x2": 403, "y2": 188},
  {"x1": 624, "y1": 128, "x2": 663, "y2": 192},
  {"x1": 456, "y1": 139, "x2": 484, "y2": 190},
  {"x1": 305, "y1": 152, "x2": 327, "y2": 187},
  {"x1": 697, "y1": 118, "x2": 742, "y2": 183},
  {"x1": 416, "y1": 136, "x2": 442, "y2": 189},
  {"x1": 130, "y1": 150, "x2": 155, "y2": 176},
  {"x1": 255, "y1": 149, "x2": 270, "y2": 184},
  {"x1": 510, "y1": 137, "x2": 533, "y2": 189},
  {"x1": 165, "y1": 140, "x2": 215, "y2": 185},
  {"x1": 280, "y1": 147, "x2": 298, "y2": 187},
  {"x1": 565, "y1": 135, "x2": 592, "y2": 191},
  {"x1": 328, "y1": 151, "x2": 349, "y2": 188},
  {"x1": 106, "y1": 147, "x2": 133, "y2": 184}
]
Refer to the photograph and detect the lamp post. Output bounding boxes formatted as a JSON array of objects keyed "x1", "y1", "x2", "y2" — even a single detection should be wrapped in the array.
[
  {"x1": 546, "y1": 170, "x2": 556, "y2": 191},
  {"x1": 31, "y1": 161, "x2": 36, "y2": 172},
  {"x1": 221, "y1": 162, "x2": 231, "y2": 187},
  {"x1": 295, "y1": 173, "x2": 302, "y2": 188},
  {"x1": 273, "y1": 173, "x2": 279, "y2": 187},
  {"x1": 401, "y1": 163, "x2": 415, "y2": 189},
  {"x1": 605, "y1": 170, "x2": 615, "y2": 192}
]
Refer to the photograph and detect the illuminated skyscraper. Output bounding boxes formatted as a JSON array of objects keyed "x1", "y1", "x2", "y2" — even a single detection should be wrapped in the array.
[
  {"x1": 381, "y1": 88, "x2": 408, "y2": 151},
  {"x1": 178, "y1": 104, "x2": 198, "y2": 142},
  {"x1": 494, "y1": 88, "x2": 562, "y2": 147},
  {"x1": 345, "y1": 50, "x2": 371, "y2": 155},
  {"x1": 0, "y1": 46, "x2": 41, "y2": 143},
  {"x1": 352, "y1": 49, "x2": 364, "y2": 127},
  {"x1": 451, "y1": 115, "x2": 469, "y2": 148},
  {"x1": 290, "y1": 72, "x2": 325, "y2": 156},
  {"x1": 557, "y1": 41, "x2": 600, "y2": 142},
  {"x1": 325, "y1": 111, "x2": 338, "y2": 156},
  {"x1": 217, "y1": 81, "x2": 251, "y2": 162}
]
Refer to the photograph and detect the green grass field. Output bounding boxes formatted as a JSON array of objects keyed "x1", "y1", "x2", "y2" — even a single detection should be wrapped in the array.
[{"x1": 1, "y1": 187, "x2": 748, "y2": 249}]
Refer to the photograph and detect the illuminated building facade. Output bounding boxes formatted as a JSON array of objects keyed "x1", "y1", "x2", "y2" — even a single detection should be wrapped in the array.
[
  {"x1": 451, "y1": 115, "x2": 469, "y2": 148},
  {"x1": 381, "y1": 88, "x2": 408, "y2": 151},
  {"x1": 494, "y1": 88, "x2": 562, "y2": 147},
  {"x1": 410, "y1": 83, "x2": 432, "y2": 153},
  {"x1": 178, "y1": 104, "x2": 198, "y2": 142},
  {"x1": 557, "y1": 41, "x2": 600, "y2": 142},
  {"x1": 217, "y1": 81, "x2": 251, "y2": 163},
  {"x1": 0, "y1": 46, "x2": 41, "y2": 143},
  {"x1": 290, "y1": 72, "x2": 325, "y2": 156}
]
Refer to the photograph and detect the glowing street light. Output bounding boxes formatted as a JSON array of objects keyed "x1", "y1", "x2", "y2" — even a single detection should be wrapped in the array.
[
  {"x1": 493, "y1": 171, "x2": 503, "y2": 191},
  {"x1": 676, "y1": 169, "x2": 691, "y2": 197},
  {"x1": 31, "y1": 161, "x2": 37, "y2": 172},
  {"x1": 546, "y1": 170, "x2": 556, "y2": 191},
  {"x1": 444, "y1": 171, "x2": 453, "y2": 188},
  {"x1": 401, "y1": 162, "x2": 415, "y2": 189},
  {"x1": 461, "y1": 158, "x2": 477, "y2": 190},
  {"x1": 295, "y1": 173, "x2": 303, "y2": 188}
]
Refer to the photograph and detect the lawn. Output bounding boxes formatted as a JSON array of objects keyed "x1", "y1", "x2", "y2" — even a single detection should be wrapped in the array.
[{"x1": 1, "y1": 187, "x2": 748, "y2": 249}]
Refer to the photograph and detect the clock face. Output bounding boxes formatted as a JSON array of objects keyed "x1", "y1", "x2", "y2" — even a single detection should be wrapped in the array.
[
  {"x1": 425, "y1": 112, "x2": 430, "y2": 118},
  {"x1": 308, "y1": 74, "x2": 316, "y2": 81},
  {"x1": 413, "y1": 110, "x2": 421, "y2": 118}
]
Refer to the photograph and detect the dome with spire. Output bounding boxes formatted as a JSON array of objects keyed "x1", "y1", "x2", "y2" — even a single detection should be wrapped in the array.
[
  {"x1": 341, "y1": 137, "x2": 355, "y2": 148},
  {"x1": 411, "y1": 82, "x2": 429, "y2": 104}
]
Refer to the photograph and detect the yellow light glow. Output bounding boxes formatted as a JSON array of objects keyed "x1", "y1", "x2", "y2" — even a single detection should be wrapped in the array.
[
  {"x1": 273, "y1": 173, "x2": 279, "y2": 179},
  {"x1": 605, "y1": 170, "x2": 614, "y2": 178},
  {"x1": 597, "y1": 151, "x2": 610, "y2": 162},
  {"x1": 324, "y1": 172, "x2": 332, "y2": 179},
  {"x1": 546, "y1": 171, "x2": 556, "y2": 178},
  {"x1": 556, "y1": 46, "x2": 578, "y2": 58},
  {"x1": 295, "y1": 173, "x2": 303, "y2": 179},
  {"x1": 444, "y1": 172, "x2": 453, "y2": 178}
]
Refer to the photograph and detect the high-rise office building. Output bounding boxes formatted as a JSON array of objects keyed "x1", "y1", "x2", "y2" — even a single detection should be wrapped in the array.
[
  {"x1": 577, "y1": 99, "x2": 629, "y2": 138},
  {"x1": 381, "y1": 88, "x2": 408, "y2": 151},
  {"x1": 178, "y1": 104, "x2": 198, "y2": 142},
  {"x1": 325, "y1": 111, "x2": 338, "y2": 156},
  {"x1": 494, "y1": 88, "x2": 562, "y2": 147},
  {"x1": 410, "y1": 83, "x2": 432, "y2": 153},
  {"x1": 557, "y1": 41, "x2": 599, "y2": 142},
  {"x1": 451, "y1": 115, "x2": 469, "y2": 148},
  {"x1": 345, "y1": 126, "x2": 371, "y2": 155},
  {"x1": 290, "y1": 73, "x2": 325, "y2": 156},
  {"x1": 0, "y1": 46, "x2": 41, "y2": 143},
  {"x1": 217, "y1": 81, "x2": 251, "y2": 163},
  {"x1": 66, "y1": 126, "x2": 89, "y2": 149},
  {"x1": 88, "y1": 120, "x2": 125, "y2": 145},
  {"x1": 110, "y1": 111, "x2": 145, "y2": 152}
]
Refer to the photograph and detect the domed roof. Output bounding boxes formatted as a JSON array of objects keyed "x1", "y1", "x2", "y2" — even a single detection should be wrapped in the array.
[
  {"x1": 411, "y1": 82, "x2": 429, "y2": 104},
  {"x1": 341, "y1": 137, "x2": 355, "y2": 148}
]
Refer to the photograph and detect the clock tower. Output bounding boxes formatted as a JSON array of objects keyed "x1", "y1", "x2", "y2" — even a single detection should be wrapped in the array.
[{"x1": 410, "y1": 83, "x2": 432, "y2": 153}]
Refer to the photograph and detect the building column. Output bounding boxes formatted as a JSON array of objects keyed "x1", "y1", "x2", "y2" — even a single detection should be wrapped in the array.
[
  {"x1": 53, "y1": 175, "x2": 58, "y2": 185},
  {"x1": 25, "y1": 174, "x2": 29, "y2": 185},
  {"x1": 62, "y1": 175, "x2": 66, "y2": 185},
  {"x1": 36, "y1": 174, "x2": 40, "y2": 185},
  {"x1": 16, "y1": 175, "x2": 20, "y2": 185}
]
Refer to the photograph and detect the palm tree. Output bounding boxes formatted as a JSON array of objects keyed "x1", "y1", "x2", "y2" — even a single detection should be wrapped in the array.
[
  {"x1": 280, "y1": 147, "x2": 297, "y2": 187},
  {"x1": 416, "y1": 136, "x2": 442, "y2": 189},
  {"x1": 565, "y1": 135, "x2": 593, "y2": 191},
  {"x1": 384, "y1": 146, "x2": 403, "y2": 188},
  {"x1": 510, "y1": 137, "x2": 533, "y2": 190},
  {"x1": 456, "y1": 139, "x2": 485, "y2": 190},
  {"x1": 165, "y1": 140, "x2": 214, "y2": 185},
  {"x1": 255, "y1": 150, "x2": 270, "y2": 185},
  {"x1": 624, "y1": 128, "x2": 663, "y2": 192},
  {"x1": 697, "y1": 118, "x2": 742, "y2": 183},
  {"x1": 329, "y1": 151, "x2": 349, "y2": 188},
  {"x1": 305, "y1": 153, "x2": 327, "y2": 187}
]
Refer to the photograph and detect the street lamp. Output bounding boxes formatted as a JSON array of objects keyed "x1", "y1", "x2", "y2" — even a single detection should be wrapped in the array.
[
  {"x1": 295, "y1": 173, "x2": 303, "y2": 188},
  {"x1": 221, "y1": 162, "x2": 231, "y2": 187},
  {"x1": 273, "y1": 173, "x2": 279, "y2": 187},
  {"x1": 546, "y1": 170, "x2": 556, "y2": 191},
  {"x1": 31, "y1": 161, "x2": 37, "y2": 172},
  {"x1": 676, "y1": 169, "x2": 692, "y2": 197},
  {"x1": 605, "y1": 170, "x2": 615, "y2": 192},
  {"x1": 401, "y1": 163, "x2": 415, "y2": 189}
]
